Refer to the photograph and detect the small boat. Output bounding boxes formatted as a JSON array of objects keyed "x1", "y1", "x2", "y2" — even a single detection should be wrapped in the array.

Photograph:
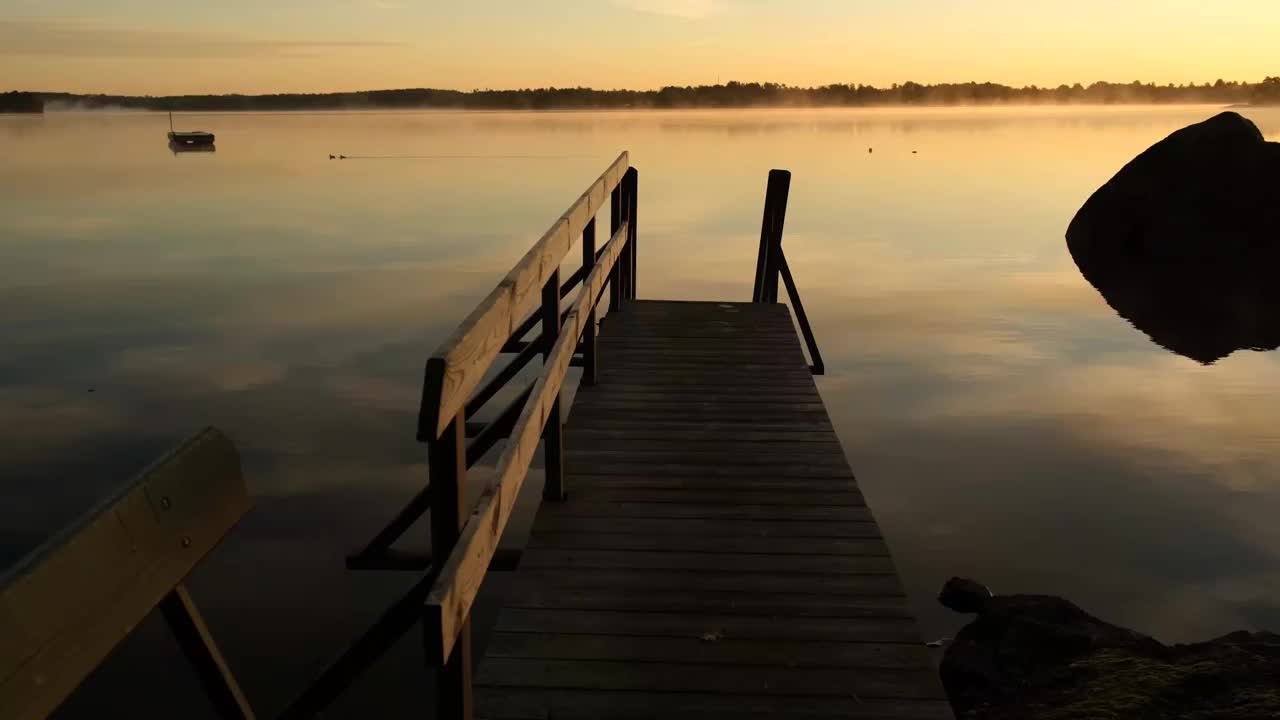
[{"x1": 166, "y1": 112, "x2": 215, "y2": 147}]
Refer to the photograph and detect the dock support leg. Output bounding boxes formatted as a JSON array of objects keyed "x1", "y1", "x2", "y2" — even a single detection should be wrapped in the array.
[
  {"x1": 541, "y1": 268, "x2": 566, "y2": 501},
  {"x1": 427, "y1": 412, "x2": 473, "y2": 720}
]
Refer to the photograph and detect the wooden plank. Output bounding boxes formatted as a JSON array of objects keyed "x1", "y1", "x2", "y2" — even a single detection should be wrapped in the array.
[
  {"x1": 553, "y1": 476, "x2": 864, "y2": 494},
  {"x1": 477, "y1": 689, "x2": 954, "y2": 720},
  {"x1": 565, "y1": 428, "x2": 841, "y2": 443},
  {"x1": 421, "y1": 151, "x2": 629, "y2": 438},
  {"x1": 474, "y1": 299, "x2": 947, "y2": 717},
  {"x1": 529, "y1": 516, "x2": 885, "y2": 539},
  {"x1": 564, "y1": 488, "x2": 863, "y2": 505},
  {"x1": 564, "y1": 438, "x2": 845, "y2": 453},
  {"x1": 564, "y1": 467, "x2": 858, "y2": 483},
  {"x1": 566, "y1": 447, "x2": 853, "y2": 464},
  {"x1": 504, "y1": 568, "x2": 906, "y2": 597},
  {"x1": 573, "y1": 400, "x2": 831, "y2": 413},
  {"x1": 519, "y1": 549, "x2": 893, "y2": 575},
  {"x1": 494, "y1": 609, "x2": 923, "y2": 644},
  {"x1": 526, "y1": 532, "x2": 888, "y2": 557},
  {"x1": 476, "y1": 658, "x2": 946, "y2": 699},
  {"x1": 546, "y1": 502, "x2": 876, "y2": 522},
  {"x1": 424, "y1": 220, "x2": 630, "y2": 665},
  {"x1": 572, "y1": 389, "x2": 826, "y2": 403},
  {"x1": 499, "y1": 586, "x2": 908, "y2": 619},
  {"x1": 0, "y1": 428, "x2": 251, "y2": 720},
  {"x1": 590, "y1": 374, "x2": 817, "y2": 388},
  {"x1": 485, "y1": 632, "x2": 931, "y2": 668}
]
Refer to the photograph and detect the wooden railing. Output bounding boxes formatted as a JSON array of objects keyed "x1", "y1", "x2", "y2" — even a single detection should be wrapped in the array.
[
  {"x1": 0, "y1": 428, "x2": 253, "y2": 720},
  {"x1": 752, "y1": 169, "x2": 825, "y2": 375},
  {"x1": 423, "y1": 154, "x2": 637, "y2": 719},
  {"x1": 295, "y1": 152, "x2": 637, "y2": 720}
]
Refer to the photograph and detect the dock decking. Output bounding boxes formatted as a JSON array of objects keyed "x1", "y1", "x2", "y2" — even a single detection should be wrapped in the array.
[{"x1": 473, "y1": 301, "x2": 951, "y2": 719}]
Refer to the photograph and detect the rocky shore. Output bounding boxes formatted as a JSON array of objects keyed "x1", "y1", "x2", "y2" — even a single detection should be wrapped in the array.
[{"x1": 937, "y1": 578, "x2": 1280, "y2": 719}]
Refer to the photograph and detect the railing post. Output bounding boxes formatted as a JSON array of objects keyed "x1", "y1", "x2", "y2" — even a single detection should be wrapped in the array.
[
  {"x1": 753, "y1": 169, "x2": 791, "y2": 303},
  {"x1": 581, "y1": 219, "x2": 598, "y2": 385},
  {"x1": 541, "y1": 268, "x2": 566, "y2": 501},
  {"x1": 609, "y1": 183, "x2": 622, "y2": 310},
  {"x1": 426, "y1": 411, "x2": 472, "y2": 720},
  {"x1": 625, "y1": 168, "x2": 638, "y2": 300}
]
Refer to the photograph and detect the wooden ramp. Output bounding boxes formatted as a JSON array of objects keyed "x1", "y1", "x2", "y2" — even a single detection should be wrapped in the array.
[{"x1": 474, "y1": 301, "x2": 952, "y2": 719}]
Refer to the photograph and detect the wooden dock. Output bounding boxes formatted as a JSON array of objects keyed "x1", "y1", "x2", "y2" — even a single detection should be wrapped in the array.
[
  {"x1": 475, "y1": 300, "x2": 951, "y2": 718},
  {"x1": 2, "y1": 151, "x2": 952, "y2": 719}
]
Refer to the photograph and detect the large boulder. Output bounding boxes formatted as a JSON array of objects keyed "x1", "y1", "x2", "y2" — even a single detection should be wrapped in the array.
[
  {"x1": 939, "y1": 578, "x2": 1280, "y2": 719},
  {"x1": 1066, "y1": 111, "x2": 1280, "y2": 363}
]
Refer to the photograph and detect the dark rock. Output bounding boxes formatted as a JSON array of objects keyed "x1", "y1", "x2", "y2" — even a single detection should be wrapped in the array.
[
  {"x1": 939, "y1": 577, "x2": 993, "y2": 614},
  {"x1": 938, "y1": 579, "x2": 1280, "y2": 719},
  {"x1": 1066, "y1": 111, "x2": 1280, "y2": 364}
]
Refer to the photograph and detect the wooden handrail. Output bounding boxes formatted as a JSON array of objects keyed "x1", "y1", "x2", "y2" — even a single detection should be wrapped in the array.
[
  {"x1": 417, "y1": 152, "x2": 630, "y2": 441},
  {"x1": 0, "y1": 428, "x2": 252, "y2": 720},
  {"x1": 423, "y1": 218, "x2": 630, "y2": 666}
]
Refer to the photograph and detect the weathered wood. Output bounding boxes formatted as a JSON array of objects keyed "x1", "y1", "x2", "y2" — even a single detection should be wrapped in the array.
[
  {"x1": 580, "y1": 218, "x2": 599, "y2": 385},
  {"x1": 529, "y1": 516, "x2": 885, "y2": 539},
  {"x1": 485, "y1": 632, "x2": 931, "y2": 668},
  {"x1": 505, "y1": 567, "x2": 907, "y2": 597},
  {"x1": 423, "y1": 221, "x2": 630, "y2": 666},
  {"x1": 555, "y1": 476, "x2": 865, "y2": 494},
  {"x1": 497, "y1": 587, "x2": 910, "y2": 619},
  {"x1": 539, "y1": 267, "x2": 565, "y2": 502},
  {"x1": 425, "y1": 411, "x2": 473, "y2": 720},
  {"x1": 545, "y1": 501, "x2": 877, "y2": 522},
  {"x1": 477, "y1": 657, "x2": 945, "y2": 698},
  {"x1": 526, "y1": 532, "x2": 889, "y2": 557},
  {"x1": 418, "y1": 151, "x2": 629, "y2": 440},
  {"x1": 0, "y1": 428, "x2": 250, "y2": 720},
  {"x1": 519, "y1": 548, "x2": 893, "y2": 575},
  {"x1": 477, "y1": 689, "x2": 955, "y2": 720},
  {"x1": 475, "y1": 300, "x2": 948, "y2": 717},
  {"x1": 494, "y1": 609, "x2": 923, "y2": 644},
  {"x1": 566, "y1": 427, "x2": 841, "y2": 443}
]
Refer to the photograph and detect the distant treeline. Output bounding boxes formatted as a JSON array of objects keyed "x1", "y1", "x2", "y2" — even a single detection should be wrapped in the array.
[{"x1": 29, "y1": 78, "x2": 1280, "y2": 111}]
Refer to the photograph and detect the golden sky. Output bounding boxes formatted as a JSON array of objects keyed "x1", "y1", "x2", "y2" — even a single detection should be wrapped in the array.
[{"x1": 1, "y1": 1, "x2": 1277, "y2": 95}]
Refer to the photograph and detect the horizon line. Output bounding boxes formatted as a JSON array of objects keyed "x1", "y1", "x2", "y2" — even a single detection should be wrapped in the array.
[{"x1": 10, "y1": 77, "x2": 1278, "y2": 97}]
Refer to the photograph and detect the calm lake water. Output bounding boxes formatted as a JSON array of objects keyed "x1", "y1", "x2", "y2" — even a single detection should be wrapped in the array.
[{"x1": 3, "y1": 106, "x2": 1279, "y2": 716}]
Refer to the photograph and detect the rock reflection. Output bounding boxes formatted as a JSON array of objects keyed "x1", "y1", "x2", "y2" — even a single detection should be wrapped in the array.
[{"x1": 1067, "y1": 112, "x2": 1280, "y2": 364}]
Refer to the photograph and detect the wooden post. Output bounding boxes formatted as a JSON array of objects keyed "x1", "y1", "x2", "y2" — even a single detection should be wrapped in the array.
[
  {"x1": 581, "y1": 219, "x2": 598, "y2": 385},
  {"x1": 541, "y1": 268, "x2": 566, "y2": 501},
  {"x1": 160, "y1": 584, "x2": 256, "y2": 720},
  {"x1": 625, "y1": 168, "x2": 639, "y2": 300},
  {"x1": 609, "y1": 184, "x2": 622, "y2": 310},
  {"x1": 753, "y1": 169, "x2": 791, "y2": 303},
  {"x1": 426, "y1": 412, "x2": 472, "y2": 720}
]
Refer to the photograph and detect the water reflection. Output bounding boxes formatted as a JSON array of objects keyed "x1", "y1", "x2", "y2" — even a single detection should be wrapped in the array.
[
  {"x1": 169, "y1": 140, "x2": 216, "y2": 154},
  {"x1": 2, "y1": 106, "x2": 1279, "y2": 716}
]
